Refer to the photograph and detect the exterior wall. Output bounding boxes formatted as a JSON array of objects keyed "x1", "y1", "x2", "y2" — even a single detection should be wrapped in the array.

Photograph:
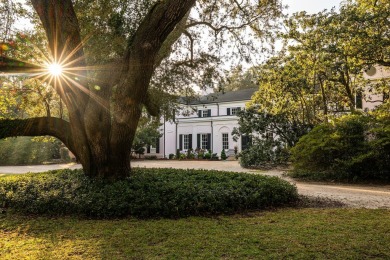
[
  {"x1": 361, "y1": 65, "x2": 389, "y2": 111},
  {"x1": 158, "y1": 100, "x2": 249, "y2": 158}
]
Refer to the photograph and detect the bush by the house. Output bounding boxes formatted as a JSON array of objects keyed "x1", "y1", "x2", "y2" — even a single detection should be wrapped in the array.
[
  {"x1": 168, "y1": 153, "x2": 175, "y2": 159},
  {"x1": 0, "y1": 168, "x2": 298, "y2": 218},
  {"x1": 220, "y1": 149, "x2": 227, "y2": 160},
  {"x1": 239, "y1": 139, "x2": 290, "y2": 169},
  {"x1": 290, "y1": 113, "x2": 390, "y2": 182}
]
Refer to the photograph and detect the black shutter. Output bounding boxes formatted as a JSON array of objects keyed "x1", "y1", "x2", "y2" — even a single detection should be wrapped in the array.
[
  {"x1": 189, "y1": 134, "x2": 193, "y2": 149},
  {"x1": 227, "y1": 108, "x2": 231, "y2": 115},
  {"x1": 147, "y1": 145, "x2": 151, "y2": 154},
  {"x1": 208, "y1": 109, "x2": 211, "y2": 117},
  {"x1": 198, "y1": 110, "x2": 202, "y2": 117},
  {"x1": 356, "y1": 92, "x2": 363, "y2": 109},
  {"x1": 179, "y1": 134, "x2": 183, "y2": 150},
  {"x1": 207, "y1": 133, "x2": 211, "y2": 150},
  {"x1": 242, "y1": 135, "x2": 248, "y2": 150},
  {"x1": 155, "y1": 138, "x2": 160, "y2": 153},
  {"x1": 197, "y1": 134, "x2": 200, "y2": 149}
]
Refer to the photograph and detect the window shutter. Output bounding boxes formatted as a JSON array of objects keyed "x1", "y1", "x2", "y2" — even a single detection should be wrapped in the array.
[
  {"x1": 356, "y1": 92, "x2": 363, "y2": 109},
  {"x1": 227, "y1": 108, "x2": 230, "y2": 115},
  {"x1": 208, "y1": 109, "x2": 211, "y2": 117},
  {"x1": 147, "y1": 145, "x2": 151, "y2": 154},
  {"x1": 197, "y1": 134, "x2": 200, "y2": 149},
  {"x1": 198, "y1": 110, "x2": 202, "y2": 117},
  {"x1": 155, "y1": 138, "x2": 160, "y2": 153},
  {"x1": 179, "y1": 134, "x2": 183, "y2": 150},
  {"x1": 207, "y1": 133, "x2": 211, "y2": 150},
  {"x1": 189, "y1": 134, "x2": 193, "y2": 149}
]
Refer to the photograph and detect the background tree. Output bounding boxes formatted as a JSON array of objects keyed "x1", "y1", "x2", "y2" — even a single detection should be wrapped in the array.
[{"x1": 0, "y1": 0, "x2": 284, "y2": 179}]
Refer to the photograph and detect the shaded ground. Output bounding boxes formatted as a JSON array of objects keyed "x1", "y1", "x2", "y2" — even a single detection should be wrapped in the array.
[{"x1": 0, "y1": 160, "x2": 389, "y2": 209}]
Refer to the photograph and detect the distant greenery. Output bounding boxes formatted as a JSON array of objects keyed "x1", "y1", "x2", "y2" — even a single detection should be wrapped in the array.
[
  {"x1": 291, "y1": 113, "x2": 390, "y2": 182},
  {"x1": 0, "y1": 168, "x2": 298, "y2": 218},
  {"x1": 239, "y1": 139, "x2": 290, "y2": 169},
  {"x1": 1, "y1": 209, "x2": 389, "y2": 259},
  {"x1": 0, "y1": 137, "x2": 71, "y2": 166}
]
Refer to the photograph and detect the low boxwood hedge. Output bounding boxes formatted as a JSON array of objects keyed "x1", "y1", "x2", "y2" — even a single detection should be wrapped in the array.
[{"x1": 0, "y1": 168, "x2": 298, "y2": 218}]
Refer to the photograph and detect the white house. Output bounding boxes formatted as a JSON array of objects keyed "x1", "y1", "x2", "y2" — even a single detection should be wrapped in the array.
[
  {"x1": 147, "y1": 88, "x2": 256, "y2": 158},
  {"x1": 144, "y1": 66, "x2": 389, "y2": 158}
]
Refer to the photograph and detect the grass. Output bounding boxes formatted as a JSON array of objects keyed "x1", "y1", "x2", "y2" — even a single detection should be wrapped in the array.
[{"x1": 1, "y1": 209, "x2": 389, "y2": 259}]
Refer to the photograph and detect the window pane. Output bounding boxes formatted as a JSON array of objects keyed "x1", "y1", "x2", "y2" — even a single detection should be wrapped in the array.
[
  {"x1": 183, "y1": 135, "x2": 189, "y2": 150},
  {"x1": 222, "y1": 133, "x2": 229, "y2": 150},
  {"x1": 201, "y1": 134, "x2": 208, "y2": 149}
]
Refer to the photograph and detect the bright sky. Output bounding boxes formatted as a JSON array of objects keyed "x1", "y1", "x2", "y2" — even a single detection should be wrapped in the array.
[{"x1": 284, "y1": 0, "x2": 342, "y2": 14}]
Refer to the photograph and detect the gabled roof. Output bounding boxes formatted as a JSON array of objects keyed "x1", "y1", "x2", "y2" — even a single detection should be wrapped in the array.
[{"x1": 180, "y1": 88, "x2": 257, "y2": 105}]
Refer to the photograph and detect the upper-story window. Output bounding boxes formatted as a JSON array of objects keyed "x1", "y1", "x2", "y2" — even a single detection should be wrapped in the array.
[
  {"x1": 227, "y1": 107, "x2": 241, "y2": 116},
  {"x1": 198, "y1": 109, "x2": 211, "y2": 117}
]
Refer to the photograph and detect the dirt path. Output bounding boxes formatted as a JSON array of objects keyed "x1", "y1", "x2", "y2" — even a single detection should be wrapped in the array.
[{"x1": 0, "y1": 161, "x2": 389, "y2": 209}]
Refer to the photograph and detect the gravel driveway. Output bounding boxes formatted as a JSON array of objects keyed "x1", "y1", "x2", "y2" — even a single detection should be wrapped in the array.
[{"x1": 1, "y1": 160, "x2": 389, "y2": 209}]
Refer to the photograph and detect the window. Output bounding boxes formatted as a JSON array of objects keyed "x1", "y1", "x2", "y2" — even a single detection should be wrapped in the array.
[
  {"x1": 265, "y1": 132, "x2": 273, "y2": 141},
  {"x1": 227, "y1": 107, "x2": 241, "y2": 115},
  {"x1": 183, "y1": 135, "x2": 189, "y2": 150},
  {"x1": 222, "y1": 133, "x2": 229, "y2": 150},
  {"x1": 241, "y1": 135, "x2": 252, "y2": 150},
  {"x1": 198, "y1": 109, "x2": 211, "y2": 117},
  {"x1": 201, "y1": 134, "x2": 208, "y2": 149},
  {"x1": 197, "y1": 133, "x2": 211, "y2": 150},
  {"x1": 179, "y1": 134, "x2": 192, "y2": 150}
]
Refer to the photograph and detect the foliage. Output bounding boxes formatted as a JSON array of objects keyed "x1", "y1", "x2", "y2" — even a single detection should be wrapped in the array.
[
  {"x1": 220, "y1": 149, "x2": 227, "y2": 160},
  {"x1": 239, "y1": 139, "x2": 289, "y2": 169},
  {"x1": 0, "y1": 168, "x2": 298, "y2": 218},
  {"x1": 131, "y1": 114, "x2": 161, "y2": 158},
  {"x1": 233, "y1": 107, "x2": 311, "y2": 148},
  {"x1": 222, "y1": 66, "x2": 258, "y2": 92},
  {"x1": 0, "y1": 137, "x2": 71, "y2": 165},
  {"x1": 290, "y1": 113, "x2": 390, "y2": 182},
  {"x1": 168, "y1": 153, "x2": 175, "y2": 159},
  {"x1": 232, "y1": 107, "x2": 310, "y2": 168}
]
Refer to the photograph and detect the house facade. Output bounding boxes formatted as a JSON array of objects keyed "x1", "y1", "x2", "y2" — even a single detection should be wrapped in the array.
[
  {"x1": 144, "y1": 66, "x2": 389, "y2": 158},
  {"x1": 148, "y1": 88, "x2": 256, "y2": 158}
]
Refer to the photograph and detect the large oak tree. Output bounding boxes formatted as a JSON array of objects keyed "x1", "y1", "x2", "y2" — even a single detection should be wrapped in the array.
[{"x1": 0, "y1": 0, "x2": 282, "y2": 179}]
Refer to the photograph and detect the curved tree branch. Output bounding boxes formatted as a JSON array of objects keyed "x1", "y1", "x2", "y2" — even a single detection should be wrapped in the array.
[{"x1": 0, "y1": 117, "x2": 75, "y2": 154}]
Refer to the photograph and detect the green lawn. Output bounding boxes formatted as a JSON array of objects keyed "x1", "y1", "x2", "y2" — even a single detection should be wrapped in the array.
[{"x1": 1, "y1": 209, "x2": 389, "y2": 259}]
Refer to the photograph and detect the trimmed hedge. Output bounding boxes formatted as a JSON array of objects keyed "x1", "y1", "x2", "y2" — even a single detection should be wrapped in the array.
[{"x1": 0, "y1": 168, "x2": 298, "y2": 218}]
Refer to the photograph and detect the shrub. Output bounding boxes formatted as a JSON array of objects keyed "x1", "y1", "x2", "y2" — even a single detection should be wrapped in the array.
[
  {"x1": 0, "y1": 168, "x2": 298, "y2": 218},
  {"x1": 169, "y1": 153, "x2": 175, "y2": 159},
  {"x1": 144, "y1": 155, "x2": 157, "y2": 160},
  {"x1": 239, "y1": 139, "x2": 289, "y2": 169},
  {"x1": 203, "y1": 152, "x2": 211, "y2": 159},
  {"x1": 290, "y1": 114, "x2": 390, "y2": 182},
  {"x1": 220, "y1": 149, "x2": 227, "y2": 160}
]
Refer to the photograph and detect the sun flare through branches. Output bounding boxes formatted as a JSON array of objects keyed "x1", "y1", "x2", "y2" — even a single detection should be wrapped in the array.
[{"x1": 47, "y1": 63, "x2": 63, "y2": 77}]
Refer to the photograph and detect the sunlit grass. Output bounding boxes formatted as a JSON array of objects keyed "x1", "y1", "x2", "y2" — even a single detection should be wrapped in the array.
[{"x1": 1, "y1": 209, "x2": 389, "y2": 259}]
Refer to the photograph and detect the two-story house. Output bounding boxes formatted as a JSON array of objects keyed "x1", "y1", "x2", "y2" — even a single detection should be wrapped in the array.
[{"x1": 149, "y1": 88, "x2": 256, "y2": 158}]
